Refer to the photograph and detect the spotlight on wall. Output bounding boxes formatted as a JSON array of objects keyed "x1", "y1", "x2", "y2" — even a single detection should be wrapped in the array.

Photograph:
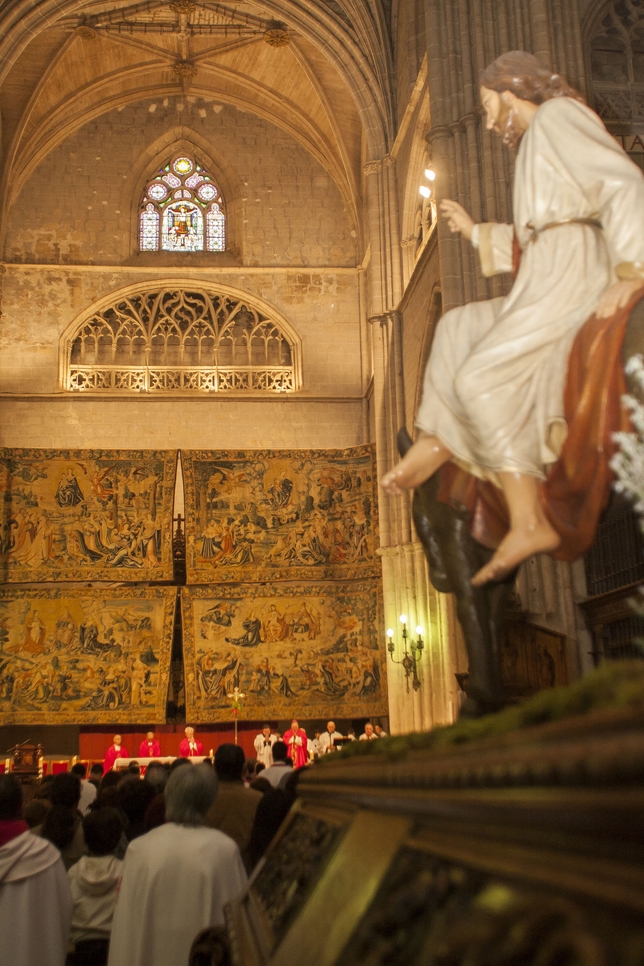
[
  {"x1": 424, "y1": 168, "x2": 436, "y2": 181},
  {"x1": 419, "y1": 185, "x2": 431, "y2": 198}
]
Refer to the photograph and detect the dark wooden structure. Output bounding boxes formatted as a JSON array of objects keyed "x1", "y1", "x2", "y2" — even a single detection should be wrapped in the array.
[
  {"x1": 225, "y1": 708, "x2": 644, "y2": 966},
  {"x1": 8, "y1": 742, "x2": 42, "y2": 777},
  {"x1": 582, "y1": 509, "x2": 644, "y2": 662}
]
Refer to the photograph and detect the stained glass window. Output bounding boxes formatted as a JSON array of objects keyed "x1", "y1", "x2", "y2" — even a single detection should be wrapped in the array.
[
  {"x1": 206, "y1": 205, "x2": 226, "y2": 251},
  {"x1": 162, "y1": 202, "x2": 204, "y2": 251},
  {"x1": 140, "y1": 203, "x2": 160, "y2": 251},
  {"x1": 139, "y1": 154, "x2": 226, "y2": 252}
]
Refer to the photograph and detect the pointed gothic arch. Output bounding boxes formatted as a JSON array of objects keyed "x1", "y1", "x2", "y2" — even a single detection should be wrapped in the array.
[
  {"x1": 125, "y1": 131, "x2": 243, "y2": 262},
  {"x1": 139, "y1": 153, "x2": 226, "y2": 254},
  {"x1": 586, "y1": 0, "x2": 644, "y2": 127}
]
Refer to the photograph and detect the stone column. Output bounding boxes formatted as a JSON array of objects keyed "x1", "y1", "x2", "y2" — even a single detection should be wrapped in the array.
[
  {"x1": 379, "y1": 542, "x2": 468, "y2": 734},
  {"x1": 424, "y1": 0, "x2": 586, "y2": 311},
  {"x1": 365, "y1": 148, "x2": 465, "y2": 733}
]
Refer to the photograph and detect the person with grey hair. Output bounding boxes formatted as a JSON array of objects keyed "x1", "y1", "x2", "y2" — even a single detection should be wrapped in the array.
[
  {"x1": 107, "y1": 764, "x2": 247, "y2": 966},
  {"x1": 143, "y1": 761, "x2": 167, "y2": 794}
]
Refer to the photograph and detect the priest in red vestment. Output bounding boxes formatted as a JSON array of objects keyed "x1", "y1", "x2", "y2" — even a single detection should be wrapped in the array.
[
  {"x1": 138, "y1": 732, "x2": 162, "y2": 758},
  {"x1": 282, "y1": 719, "x2": 308, "y2": 769},
  {"x1": 179, "y1": 726, "x2": 203, "y2": 758},
  {"x1": 103, "y1": 735, "x2": 129, "y2": 773}
]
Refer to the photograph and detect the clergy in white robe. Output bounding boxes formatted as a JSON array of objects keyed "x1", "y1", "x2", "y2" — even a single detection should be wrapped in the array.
[
  {"x1": 0, "y1": 775, "x2": 73, "y2": 966},
  {"x1": 253, "y1": 727, "x2": 277, "y2": 768},
  {"x1": 416, "y1": 95, "x2": 644, "y2": 483},
  {"x1": 107, "y1": 764, "x2": 247, "y2": 966},
  {"x1": 318, "y1": 722, "x2": 343, "y2": 754}
]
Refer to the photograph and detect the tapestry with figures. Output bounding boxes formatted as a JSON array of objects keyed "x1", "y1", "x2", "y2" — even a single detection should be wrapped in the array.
[
  {"x1": 0, "y1": 587, "x2": 176, "y2": 724},
  {"x1": 182, "y1": 445, "x2": 379, "y2": 583},
  {"x1": 0, "y1": 449, "x2": 176, "y2": 582},
  {"x1": 181, "y1": 581, "x2": 386, "y2": 722}
]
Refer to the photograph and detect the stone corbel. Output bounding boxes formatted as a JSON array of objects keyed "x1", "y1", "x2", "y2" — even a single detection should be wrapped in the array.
[
  {"x1": 368, "y1": 311, "x2": 401, "y2": 328},
  {"x1": 425, "y1": 125, "x2": 452, "y2": 145},
  {"x1": 363, "y1": 159, "x2": 383, "y2": 175}
]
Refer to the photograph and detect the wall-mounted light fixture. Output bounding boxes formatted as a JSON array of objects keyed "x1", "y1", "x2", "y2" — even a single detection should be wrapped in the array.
[
  {"x1": 386, "y1": 614, "x2": 424, "y2": 693},
  {"x1": 419, "y1": 166, "x2": 436, "y2": 199}
]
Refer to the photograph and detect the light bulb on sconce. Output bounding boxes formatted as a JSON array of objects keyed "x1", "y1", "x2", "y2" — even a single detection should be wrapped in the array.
[
  {"x1": 399, "y1": 614, "x2": 407, "y2": 624},
  {"x1": 416, "y1": 626, "x2": 423, "y2": 636},
  {"x1": 419, "y1": 185, "x2": 431, "y2": 198},
  {"x1": 386, "y1": 628, "x2": 394, "y2": 639},
  {"x1": 424, "y1": 168, "x2": 436, "y2": 181}
]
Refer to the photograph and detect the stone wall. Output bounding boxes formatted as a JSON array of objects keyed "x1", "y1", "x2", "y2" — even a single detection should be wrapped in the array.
[
  {"x1": 4, "y1": 98, "x2": 357, "y2": 268},
  {"x1": 0, "y1": 99, "x2": 366, "y2": 452}
]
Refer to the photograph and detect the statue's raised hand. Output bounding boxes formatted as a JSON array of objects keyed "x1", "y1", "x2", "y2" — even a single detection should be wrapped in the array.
[{"x1": 440, "y1": 200, "x2": 475, "y2": 241}]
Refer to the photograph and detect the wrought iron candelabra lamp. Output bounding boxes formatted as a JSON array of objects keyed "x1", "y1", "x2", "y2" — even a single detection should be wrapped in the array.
[{"x1": 386, "y1": 614, "x2": 424, "y2": 693}]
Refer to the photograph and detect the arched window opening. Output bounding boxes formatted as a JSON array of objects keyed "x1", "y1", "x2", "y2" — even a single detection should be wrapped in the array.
[
  {"x1": 415, "y1": 147, "x2": 436, "y2": 259},
  {"x1": 139, "y1": 155, "x2": 226, "y2": 252},
  {"x1": 590, "y1": 0, "x2": 644, "y2": 125},
  {"x1": 65, "y1": 289, "x2": 298, "y2": 393}
]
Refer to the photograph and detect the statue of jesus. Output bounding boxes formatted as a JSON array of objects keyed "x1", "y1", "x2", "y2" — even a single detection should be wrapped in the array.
[{"x1": 381, "y1": 51, "x2": 644, "y2": 586}]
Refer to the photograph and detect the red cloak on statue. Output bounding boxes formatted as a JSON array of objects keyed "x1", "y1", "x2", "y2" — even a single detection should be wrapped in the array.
[{"x1": 434, "y1": 254, "x2": 642, "y2": 561}]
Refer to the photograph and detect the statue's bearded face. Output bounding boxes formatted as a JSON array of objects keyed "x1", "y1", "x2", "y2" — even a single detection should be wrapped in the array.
[{"x1": 480, "y1": 86, "x2": 523, "y2": 148}]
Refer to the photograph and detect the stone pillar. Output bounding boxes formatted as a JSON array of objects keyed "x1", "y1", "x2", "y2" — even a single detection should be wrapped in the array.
[
  {"x1": 365, "y1": 148, "x2": 465, "y2": 733},
  {"x1": 424, "y1": 0, "x2": 586, "y2": 311},
  {"x1": 369, "y1": 311, "x2": 410, "y2": 549},
  {"x1": 369, "y1": 305, "x2": 466, "y2": 731},
  {"x1": 379, "y1": 543, "x2": 467, "y2": 734}
]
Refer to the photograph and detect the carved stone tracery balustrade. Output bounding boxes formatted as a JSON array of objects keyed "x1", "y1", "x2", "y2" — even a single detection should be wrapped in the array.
[{"x1": 63, "y1": 287, "x2": 299, "y2": 394}]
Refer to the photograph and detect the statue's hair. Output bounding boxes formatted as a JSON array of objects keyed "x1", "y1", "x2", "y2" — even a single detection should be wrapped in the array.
[{"x1": 480, "y1": 51, "x2": 584, "y2": 105}]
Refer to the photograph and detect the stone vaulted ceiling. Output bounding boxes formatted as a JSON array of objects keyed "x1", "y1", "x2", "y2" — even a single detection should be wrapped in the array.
[{"x1": 0, "y1": 0, "x2": 396, "y2": 236}]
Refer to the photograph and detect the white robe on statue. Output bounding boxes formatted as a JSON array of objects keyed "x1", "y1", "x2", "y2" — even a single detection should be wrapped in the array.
[
  {"x1": 107, "y1": 823, "x2": 248, "y2": 966},
  {"x1": 0, "y1": 830, "x2": 73, "y2": 966},
  {"x1": 416, "y1": 96, "x2": 644, "y2": 482}
]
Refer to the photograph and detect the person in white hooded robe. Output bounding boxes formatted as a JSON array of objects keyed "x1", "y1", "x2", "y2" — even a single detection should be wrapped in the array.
[
  {"x1": 0, "y1": 774, "x2": 72, "y2": 966},
  {"x1": 107, "y1": 763, "x2": 247, "y2": 966},
  {"x1": 381, "y1": 51, "x2": 644, "y2": 586}
]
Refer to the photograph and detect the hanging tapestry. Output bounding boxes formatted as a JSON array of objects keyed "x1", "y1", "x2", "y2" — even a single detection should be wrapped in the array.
[
  {"x1": 0, "y1": 587, "x2": 176, "y2": 724},
  {"x1": 0, "y1": 449, "x2": 176, "y2": 582},
  {"x1": 182, "y1": 445, "x2": 379, "y2": 583},
  {"x1": 181, "y1": 580, "x2": 386, "y2": 722}
]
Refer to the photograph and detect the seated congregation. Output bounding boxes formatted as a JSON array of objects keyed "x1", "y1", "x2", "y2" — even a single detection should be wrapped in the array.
[{"x1": 0, "y1": 742, "x2": 301, "y2": 966}]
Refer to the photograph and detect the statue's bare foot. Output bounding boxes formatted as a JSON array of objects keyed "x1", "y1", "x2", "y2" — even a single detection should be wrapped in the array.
[
  {"x1": 380, "y1": 437, "x2": 448, "y2": 496},
  {"x1": 471, "y1": 522, "x2": 560, "y2": 586}
]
